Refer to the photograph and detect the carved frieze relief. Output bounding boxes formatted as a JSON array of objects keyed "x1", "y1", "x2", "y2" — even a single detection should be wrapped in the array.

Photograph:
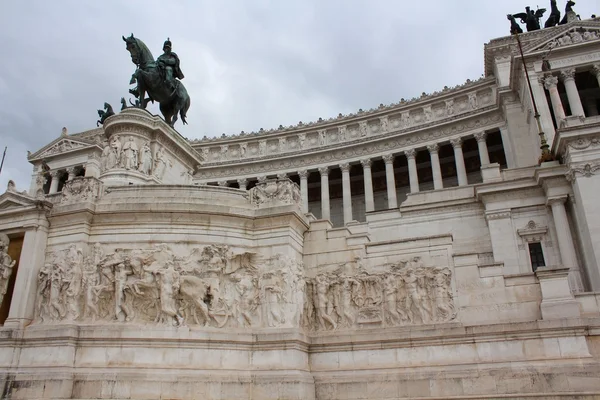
[
  {"x1": 61, "y1": 177, "x2": 102, "y2": 204},
  {"x1": 193, "y1": 85, "x2": 496, "y2": 166},
  {"x1": 197, "y1": 111, "x2": 503, "y2": 179},
  {"x1": 304, "y1": 257, "x2": 457, "y2": 331},
  {"x1": 566, "y1": 162, "x2": 600, "y2": 181},
  {"x1": 34, "y1": 244, "x2": 456, "y2": 331}
]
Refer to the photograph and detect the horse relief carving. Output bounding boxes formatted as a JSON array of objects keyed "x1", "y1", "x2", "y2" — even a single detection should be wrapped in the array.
[
  {"x1": 249, "y1": 178, "x2": 302, "y2": 208},
  {"x1": 61, "y1": 177, "x2": 102, "y2": 204},
  {"x1": 35, "y1": 244, "x2": 306, "y2": 329},
  {"x1": 302, "y1": 257, "x2": 457, "y2": 331}
]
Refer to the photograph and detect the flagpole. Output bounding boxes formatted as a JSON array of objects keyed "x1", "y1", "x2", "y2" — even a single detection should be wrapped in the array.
[
  {"x1": 512, "y1": 30, "x2": 554, "y2": 164},
  {"x1": 0, "y1": 146, "x2": 6, "y2": 176}
]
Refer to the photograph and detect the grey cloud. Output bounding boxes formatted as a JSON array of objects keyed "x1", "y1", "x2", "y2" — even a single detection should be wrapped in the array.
[{"x1": 1, "y1": 0, "x2": 597, "y2": 191}]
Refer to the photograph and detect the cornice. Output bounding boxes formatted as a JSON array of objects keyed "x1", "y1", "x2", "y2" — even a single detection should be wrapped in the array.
[
  {"x1": 191, "y1": 78, "x2": 496, "y2": 146},
  {"x1": 196, "y1": 109, "x2": 504, "y2": 180}
]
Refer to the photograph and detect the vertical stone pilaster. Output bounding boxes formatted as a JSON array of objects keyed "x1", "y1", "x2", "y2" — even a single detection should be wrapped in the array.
[
  {"x1": 4, "y1": 225, "x2": 49, "y2": 328},
  {"x1": 548, "y1": 196, "x2": 585, "y2": 292},
  {"x1": 486, "y1": 210, "x2": 521, "y2": 275}
]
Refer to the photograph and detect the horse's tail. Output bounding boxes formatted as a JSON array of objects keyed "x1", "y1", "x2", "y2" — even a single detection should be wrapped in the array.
[{"x1": 181, "y1": 96, "x2": 191, "y2": 125}]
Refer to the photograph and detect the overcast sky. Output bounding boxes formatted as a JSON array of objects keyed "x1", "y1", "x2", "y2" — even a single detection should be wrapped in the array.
[{"x1": 1, "y1": 0, "x2": 597, "y2": 191}]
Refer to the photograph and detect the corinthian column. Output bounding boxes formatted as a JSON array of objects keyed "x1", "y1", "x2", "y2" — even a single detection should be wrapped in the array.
[
  {"x1": 450, "y1": 138, "x2": 467, "y2": 186},
  {"x1": 474, "y1": 132, "x2": 490, "y2": 166},
  {"x1": 298, "y1": 170, "x2": 309, "y2": 213},
  {"x1": 361, "y1": 159, "x2": 375, "y2": 212},
  {"x1": 593, "y1": 64, "x2": 600, "y2": 88},
  {"x1": 237, "y1": 178, "x2": 248, "y2": 190},
  {"x1": 339, "y1": 163, "x2": 353, "y2": 224},
  {"x1": 66, "y1": 167, "x2": 76, "y2": 181},
  {"x1": 319, "y1": 166, "x2": 330, "y2": 220},
  {"x1": 405, "y1": 149, "x2": 419, "y2": 193},
  {"x1": 49, "y1": 171, "x2": 60, "y2": 194},
  {"x1": 543, "y1": 75, "x2": 567, "y2": 123},
  {"x1": 427, "y1": 144, "x2": 443, "y2": 190},
  {"x1": 382, "y1": 154, "x2": 397, "y2": 208},
  {"x1": 561, "y1": 68, "x2": 585, "y2": 117},
  {"x1": 548, "y1": 196, "x2": 585, "y2": 292}
]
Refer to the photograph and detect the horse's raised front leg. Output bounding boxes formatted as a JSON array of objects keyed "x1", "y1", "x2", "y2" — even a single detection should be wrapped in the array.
[{"x1": 138, "y1": 87, "x2": 147, "y2": 109}]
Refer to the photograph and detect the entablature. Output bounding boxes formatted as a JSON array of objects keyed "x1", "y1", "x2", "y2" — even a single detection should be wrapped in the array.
[
  {"x1": 192, "y1": 78, "x2": 497, "y2": 165},
  {"x1": 196, "y1": 108, "x2": 504, "y2": 181}
]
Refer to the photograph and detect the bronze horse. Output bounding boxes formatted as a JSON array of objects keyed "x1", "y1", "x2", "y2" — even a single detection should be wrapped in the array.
[{"x1": 122, "y1": 34, "x2": 191, "y2": 127}]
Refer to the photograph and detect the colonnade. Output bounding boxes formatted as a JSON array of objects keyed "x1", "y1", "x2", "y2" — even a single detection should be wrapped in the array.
[
  {"x1": 44, "y1": 166, "x2": 85, "y2": 194},
  {"x1": 292, "y1": 133, "x2": 492, "y2": 223},
  {"x1": 543, "y1": 65, "x2": 600, "y2": 122}
]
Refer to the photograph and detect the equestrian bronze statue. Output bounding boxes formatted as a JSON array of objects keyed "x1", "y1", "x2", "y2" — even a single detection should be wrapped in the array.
[{"x1": 122, "y1": 34, "x2": 191, "y2": 127}]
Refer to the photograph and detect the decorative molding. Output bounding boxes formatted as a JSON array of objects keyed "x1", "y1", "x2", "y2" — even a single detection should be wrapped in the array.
[
  {"x1": 474, "y1": 132, "x2": 487, "y2": 142},
  {"x1": 427, "y1": 143, "x2": 439, "y2": 153},
  {"x1": 561, "y1": 68, "x2": 576, "y2": 81},
  {"x1": 566, "y1": 162, "x2": 600, "y2": 181},
  {"x1": 382, "y1": 154, "x2": 394, "y2": 165},
  {"x1": 404, "y1": 149, "x2": 417, "y2": 159},
  {"x1": 543, "y1": 75, "x2": 559, "y2": 89},
  {"x1": 196, "y1": 111, "x2": 503, "y2": 179},
  {"x1": 485, "y1": 210, "x2": 511, "y2": 221},
  {"x1": 542, "y1": 27, "x2": 600, "y2": 51},
  {"x1": 567, "y1": 136, "x2": 600, "y2": 150},
  {"x1": 449, "y1": 138, "x2": 462, "y2": 148},
  {"x1": 339, "y1": 163, "x2": 351, "y2": 173},
  {"x1": 517, "y1": 220, "x2": 548, "y2": 243}
]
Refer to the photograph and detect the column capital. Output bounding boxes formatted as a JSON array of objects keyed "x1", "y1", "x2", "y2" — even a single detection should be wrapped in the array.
[
  {"x1": 404, "y1": 148, "x2": 417, "y2": 159},
  {"x1": 257, "y1": 176, "x2": 267, "y2": 183},
  {"x1": 66, "y1": 166, "x2": 76, "y2": 174},
  {"x1": 592, "y1": 64, "x2": 600, "y2": 77},
  {"x1": 360, "y1": 158, "x2": 372, "y2": 168},
  {"x1": 318, "y1": 166, "x2": 329, "y2": 176},
  {"x1": 543, "y1": 74, "x2": 559, "y2": 90},
  {"x1": 547, "y1": 195, "x2": 568, "y2": 206},
  {"x1": 427, "y1": 143, "x2": 439, "y2": 153},
  {"x1": 237, "y1": 178, "x2": 247, "y2": 188},
  {"x1": 339, "y1": 163, "x2": 351, "y2": 173},
  {"x1": 217, "y1": 180, "x2": 228, "y2": 187},
  {"x1": 382, "y1": 154, "x2": 394, "y2": 165},
  {"x1": 560, "y1": 68, "x2": 576, "y2": 81},
  {"x1": 277, "y1": 172, "x2": 287, "y2": 180},
  {"x1": 474, "y1": 132, "x2": 487, "y2": 143},
  {"x1": 449, "y1": 138, "x2": 462, "y2": 149},
  {"x1": 298, "y1": 169, "x2": 309, "y2": 179},
  {"x1": 49, "y1": 170, "x2": 60, "y2": 178}
]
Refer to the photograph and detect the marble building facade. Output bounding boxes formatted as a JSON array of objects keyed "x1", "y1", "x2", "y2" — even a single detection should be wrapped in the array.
[{"x1": 1, "y1": 19, "x2": 600, "y2": 400}]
